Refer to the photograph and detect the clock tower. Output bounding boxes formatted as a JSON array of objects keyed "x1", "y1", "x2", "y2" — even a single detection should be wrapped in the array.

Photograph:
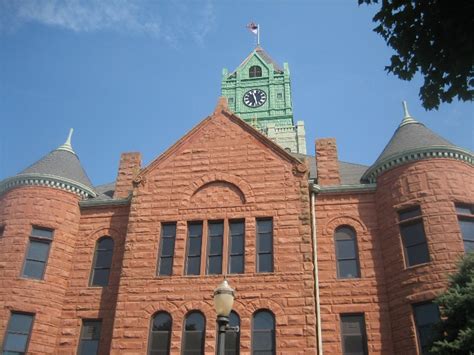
[{"x1": 221, "y1": 46, "x2": 307, "y2": 154}]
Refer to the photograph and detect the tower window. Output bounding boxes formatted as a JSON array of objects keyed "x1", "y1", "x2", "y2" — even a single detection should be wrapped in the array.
[
  {"x1": 22, "y1": 226, "x2": 54, "y2": 280},
  {"x1": 228, "y1": 97, "x2": 234, "y2": 104},
  {"x1": 157, "y1": 223, "x2": 177, "y2": 276},
  {"x1": 249, "y1": 65, "x2": 262, "y2": 78},
  {"x1": 277, "y1": 93, "x2": 283, "y2": 99},
  {"x1": 413, "y1": 302, "x2": 440, "y2": 355},
  {"x1": 398, "y1": 206, "x2": 430, "y2": 267},
  {"x1": 455, "y1": 203, "x2": 474, "y2": 252},
  {"x1": 335, "y1": 226, "x2": 361, "y2": 279},
  {"x1": 3, "y1": 312, "x2": 34, "y2": 354}
]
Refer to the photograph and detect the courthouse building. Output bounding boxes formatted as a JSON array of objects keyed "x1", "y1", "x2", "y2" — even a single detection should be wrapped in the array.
[{"x1": 0, "y1": 46, "x2": 473, "y2": 354}]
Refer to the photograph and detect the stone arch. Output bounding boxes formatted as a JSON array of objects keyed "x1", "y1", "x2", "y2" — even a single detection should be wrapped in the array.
[
  {"x1": 182, "y1": 173, "x2": 255, "y2": 207},
  {"x1": 143, "y1": 301, "x2": 180, "y2": 317},
  {"x1": 87, "y1": 227, "x2": 121, "y2": 247},
  {"x1": 246, "y1": 299, "x2": 285, "y2": 319},
  {"x1": 324, "y1": 215, "x2": 368, "y2": 237}
]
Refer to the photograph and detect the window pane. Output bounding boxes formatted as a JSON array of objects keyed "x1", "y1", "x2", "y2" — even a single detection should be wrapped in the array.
[
  {"x1": 188, "y1": 238, "x2": 202, "y2": 256},
  {"x1": 159, "y1": 257, "x2": 173, "y2": 276},
  {"x1": 335, "y1": 227, "x2": 355, "y2": 241},
  {"x1": 209, "y1": 236, "x2": 223, "y2": 255},
  {"x1": 343, "y1": 335, "x2": 364, "y2": 354},
  {"x1": 79, "y1": 340, "x2": 99, "y2": 355},
  {"x1": 456, "y1": 204, "x2": 473, "y2": 215},
  {"x1": 398, "y1": 207, "x2": 421, "y2": 221},
  {"x1": 337, "y1": 239, "x2": 356, "y2": 259},
  {"x1": 188, "y1": 223, "x2": 203, "y2": 237},
  {"x1": 209, "y1": 222, "x2": 224, "y2": 236},
  {"x1": 258, "y1": 254, "x2": 273, "y2": 272},
  {"x1": 208, "y1": 255, "x2": 222, "y2": 275},
  {"x1": 92, "y1": 268, "x2": 110, "y2": 286},
  {"x1": 161, "y1": 237, "x2": 175, "y2": 256},
  {"x1": 464, "y1": 240, "x2": 474, "y2": 253},
  {"x1": 4, "y1": 334, "x2": 28, "y2": 352},
  {"x1": 186, "y1": 256, "x2": 200, "y2": 275},
  {"x1": 185, "y1": 312, "x2": 205, "y2": 330},
  {"x1": 258, "y1": 234, "x2": 272, "y2": 253},
  {"x1": 79, "y1": 320, "x2": 101, "y2": 355},
  {"x1": 459, "y1": 219, "x2": 474, "y2": 240},
  {"x1": 231, "y1": 235, "x2": 244, "y2": 254},
  {"x1": 31, "y1": 227, "x2": 53, "y2": 239},
  {"x1": 98, "y1": 237, "x2": 113, "y2": 250},
  {"x1": 253, "y1": 331, "x2": 273, "y2": 350},
  {"x1": 151, "y1": 332, "x2": 171, "y2": 351},
  {"x1": 338, "y1": 259, "x2": 359, "y2": 278},
  {"x1": 95, "y1": 250, "x2": 113, "y2": 267},
  {"x1": 8, "y1": 313, "x2": 33, "y2": 333},
  {"x1": 257, "y1": 220, "x2": 272, "y2": 234},
  {"x1": 230, "y1": 255, "x2": 244, "y2": 274},
  {"x1": 23, "y1": 260, "x2": 45, "y2": 279},
  {"x1": 162, "y1": 224, "x2": 176, "y2": 238},
  {"x1": 406, "y1": 243, "x2": 430, "y2": 266},
  {"x1": 153, "y1": 313, "x2": 172, "y2": 331},
  {"x1": 413, "y1": 303, "x2": 440, "y2": 355},
  {"x1": 400, "y1": 222, "x2": 426, "y2": 246},
  {"x1": 230, "y1": 221, "x2": 244, "y2": 236},
  {"x1": 27, "y1": 240, "x2": 50, "y2": 261},
  {"x1": 254, "y1": 311, "x2": 274, "y2": 330}
]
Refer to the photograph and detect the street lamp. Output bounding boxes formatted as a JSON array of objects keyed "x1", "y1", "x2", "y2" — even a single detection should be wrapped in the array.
[{"x1": 213, "y1": 279, "x2": 236, "y2": 355}]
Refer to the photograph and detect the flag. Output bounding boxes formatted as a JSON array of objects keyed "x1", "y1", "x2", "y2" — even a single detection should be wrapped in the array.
[{"x1": 247, "y1": 22, "x2": 258, "y2": 35}]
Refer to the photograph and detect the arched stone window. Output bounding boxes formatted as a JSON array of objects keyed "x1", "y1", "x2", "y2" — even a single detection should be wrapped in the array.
[
  {"x1": 249, "y1": 65, "x2": 262, "y2": 78},
  {"x1": 148, "y1": 312, "x2": 172, "y2": 355},
  {"x1": 334, "y1": 226, "x2": 360, "y2": 278},
  {"x1": 251, "y1": 310, "x2": 275, "y2": 355},
  {"x1": 89, "y1": 236, "x2": 114, "y2": 286},
  {"x1": 223, "y1": 311, "x2": 240, "y2": 354},
  {"x1": 182, "y1": 311, "x2": 206, "y2": 354}
]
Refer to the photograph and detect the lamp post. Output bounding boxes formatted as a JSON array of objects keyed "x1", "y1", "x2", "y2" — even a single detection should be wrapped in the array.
[{"x1": 213, "y1": 279, "x2": 235, "y2": 355}]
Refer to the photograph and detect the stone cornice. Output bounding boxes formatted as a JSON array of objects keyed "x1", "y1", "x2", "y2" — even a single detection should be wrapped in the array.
[
  {"x1": 362, "y1": 146, "x2": 473, "y2": 183},
  {"x1": 0, "y1": 173, "x2": 97, "y2": 199},
  {"x1": 311, "y1": 183, "x2": 377, "y2": 194},
  {"x1": 79, "y1": 196, "x2": 131, "y2": 208}
]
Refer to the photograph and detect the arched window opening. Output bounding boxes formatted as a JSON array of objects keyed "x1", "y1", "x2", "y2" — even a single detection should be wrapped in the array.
[
  {"x1": 90, "y1": 236, "x2": 114, "y2": 286},
  {"x1": 252, "y1": 310, "x2": 275, "y2": 355},
  {"x1": 182, "y1": 311, "x2": 205, "y2": 355},
  {"x1": 148, "y1": 312, "x2": 172, "y2": 355},
  {"x1": 334, "y1": 226, "x2": 360, "y2": 279},
  {"x1": 249, "y1": 65, "x2": 262, "y2": 78}
]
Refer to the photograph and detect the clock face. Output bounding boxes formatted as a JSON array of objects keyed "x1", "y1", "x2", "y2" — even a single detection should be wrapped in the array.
[{"x1": 243, "y1": 89, "x2": 267, "y2": 108}]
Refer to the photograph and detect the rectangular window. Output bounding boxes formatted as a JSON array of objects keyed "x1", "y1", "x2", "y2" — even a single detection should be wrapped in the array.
[
  {"x1": 456, "y1": 203, "x2": 474, "y2": 252},
  {"x1": 398, "y1": 207, "x2": 430, "y2": 267},
  {"x1": 3, "y1": 312, "x2": 34, "y2": 354},
  {"x1": 78, "y1": 320, "x2": 102, "y2": 355},
  {"x1": 228, "y1": 97, "x2": 234, "y2": 104},
  {"x1": 186, "y1": 222, "x2": 203, "y2": 275},
  {"x1": 257, "y1": 218, "x2": 273, "y2": 273},
  {"x1": 277, "y1": 93, "x2": 283, "y2": 99},
  {"x1": 229, "y1": 220, "x2": 245, "y2": 274},
  {"x1": 22, "y1": 226, "x2": 54, "y2": 280},
  {"x1": 0, "y1": 224, "x2": 5, "y2": 237},
  {"x1": 340, "y1": 314, "x2": 368, "y2": 355},
  {"x1": 207, "y1": 221, "x2": 223, "y2": 275},
  {"x1": 157, "y1": 223, "x2": 177, "y2": 276},
  {"x1": 413, "y1": 302, "x2": 440, "y2": 355}
]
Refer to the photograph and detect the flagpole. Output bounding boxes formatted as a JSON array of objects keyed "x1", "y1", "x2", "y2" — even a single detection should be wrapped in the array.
[{"x1": 257, "y1": 24, "x2": 260, "y2": 46}]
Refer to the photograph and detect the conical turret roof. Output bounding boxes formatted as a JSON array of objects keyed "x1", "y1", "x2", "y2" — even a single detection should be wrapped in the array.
[
  {"x1": 0, "y1": 129, "x2": 96, "y2": 198},
  {"x1": 362, "y1": 102, "x2": 472, "y2": 183}
]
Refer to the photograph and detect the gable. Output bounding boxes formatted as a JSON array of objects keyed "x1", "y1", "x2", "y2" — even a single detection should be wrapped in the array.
[{"x1": 239, "y1": 54, "x2": 270, "y2": 79}]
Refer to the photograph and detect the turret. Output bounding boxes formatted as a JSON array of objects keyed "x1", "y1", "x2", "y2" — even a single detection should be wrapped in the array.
[
  {"x1": 0, "y1": 130, "x2": 93, "y2": 353},
  {"x1": 369, "y1": 103, "x2": 473, "y2": 353}
]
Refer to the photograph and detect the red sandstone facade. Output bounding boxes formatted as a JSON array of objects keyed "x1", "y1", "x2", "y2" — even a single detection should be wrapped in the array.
[{"x1": 0, "y1": 100, "x2": 472, "y2": 354}]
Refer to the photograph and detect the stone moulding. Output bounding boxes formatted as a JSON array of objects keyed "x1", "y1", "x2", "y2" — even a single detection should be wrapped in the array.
[
  {"x1": 0, "y1": 173, "x2": 97, "y2": 199},
  {"x1": 362, "y1": 146, "x2": 473, "y2": 183}
]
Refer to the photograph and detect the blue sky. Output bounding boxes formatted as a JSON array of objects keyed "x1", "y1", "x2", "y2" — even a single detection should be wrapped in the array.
[{"x1": 1, "y1": 0, "x2": 472, "y2": 186}]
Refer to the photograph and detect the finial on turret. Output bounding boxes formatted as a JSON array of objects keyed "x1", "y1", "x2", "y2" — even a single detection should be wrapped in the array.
[
  {"x1": 399, "y1": 101, "x2": 418, "y2": 127},
  {"x1": 57, "y1": 128, "x2": 75, "y2": 153}
]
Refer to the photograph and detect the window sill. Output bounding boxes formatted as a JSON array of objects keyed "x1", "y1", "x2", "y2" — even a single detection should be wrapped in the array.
[{"x1": 405, "y1": 261, "x2": 431, "y2": 270}]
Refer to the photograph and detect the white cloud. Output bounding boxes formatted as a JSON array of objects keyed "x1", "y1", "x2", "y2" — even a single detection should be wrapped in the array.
[{"x1": 0, "y1": 0, "x2": 215, "y2": 46}]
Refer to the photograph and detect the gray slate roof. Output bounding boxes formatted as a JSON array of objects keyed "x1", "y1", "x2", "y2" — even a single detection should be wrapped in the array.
[
  {"x1": 255, "y1": 46, "x2": 284, "y2": 72},
  {"x1": 291, "y1": 153, "x2": 369, "y2": 185},
  {"x1": 20, "y1": 149, "x2": 94, "y2": 190},
  {"x1": 372, "y1": 121, "x2": 457, "y2": 167}
]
